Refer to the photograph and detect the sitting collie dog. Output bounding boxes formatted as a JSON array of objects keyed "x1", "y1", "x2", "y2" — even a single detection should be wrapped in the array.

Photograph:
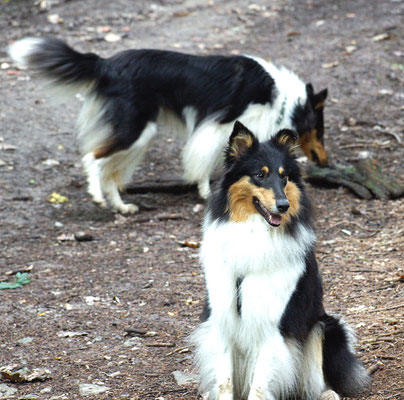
[
  {"x1": 191, "y1": 122, "x2": 370, "y2": 400},
  {"x1": 9, "y1": 37, "x2": 328, "y2": 214}
]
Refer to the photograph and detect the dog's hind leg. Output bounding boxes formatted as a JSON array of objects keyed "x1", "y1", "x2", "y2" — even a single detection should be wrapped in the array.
[
  {"x1": 319, "y1": 390, "x2": 340, "y2": 400},
  {"x1": 182, "y1": 121, "x2": 229, "y2": 199},
  {"x1": 100, "y1": 121, "x2": 158, "y2": 214},
  {"x1": 297, "y1": 323, "x2": 327, "y2": 399},
  {"x1": 82, "y1": 153, "x2": 107, "y2": 207}
]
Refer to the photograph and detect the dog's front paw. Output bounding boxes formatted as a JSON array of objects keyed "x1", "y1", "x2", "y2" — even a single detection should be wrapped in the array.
[
  {"x1": 320, "y1": 390, "x2": 340, "y2": 400},
  {"x1": 115, "y1": 203, "x2": 139, "y2": 214},
  {"x1": 247, "y1": 387, "x2": 266, "y2": 400},
  {"x1": 217, "y1": 378, "x2": 233, "y2": 400},
  {"x1": 92, "y1": 198, "x2": 107, "y2": 209}
]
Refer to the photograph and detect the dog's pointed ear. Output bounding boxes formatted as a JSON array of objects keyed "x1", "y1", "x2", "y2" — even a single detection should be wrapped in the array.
[
  {"x1": 306, "y1": 83, "x2": 314, "y2": 98},
  {"x1": 274, "y1": 129, "x2": 299, "y2": 153},
  {"x1": 307, "y1": 83, "x2": 328, "y2": 110},
  {"x1": 227, "y1": 121, "x2": 257, "y2": 161},
  {"x1": 313, "y1": 88, "x2": 328, "y2": 110}
]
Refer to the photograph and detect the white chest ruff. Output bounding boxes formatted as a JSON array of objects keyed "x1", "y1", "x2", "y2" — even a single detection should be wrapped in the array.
[{"x1": 201, "y1": 215, "x2": 315, "y2": 347}]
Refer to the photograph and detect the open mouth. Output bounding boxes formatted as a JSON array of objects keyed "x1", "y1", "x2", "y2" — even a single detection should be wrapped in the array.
[{"x1": 253, "y1": 197, "x2": 282, "y2": 227}]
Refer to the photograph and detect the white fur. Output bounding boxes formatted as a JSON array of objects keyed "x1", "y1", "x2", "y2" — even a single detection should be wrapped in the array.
[
  {"x1": 192, "y1": 215, "x2": 322, "y2": 399},
  {"x1": 99, "y1": 122, "x2": 157, "y2": 213},
  {"x1": 8, "y1": 37, "x2": 43, "y2": 69},
  {"x1": 192, "y1": 213, "x2": 347, "y2": 399},
  {"x1": 77, "y1": 93, "x2": 110, "y2": 155},
  {"x1": 82, "y1": 153, "x2": 106, "y2": 207}
]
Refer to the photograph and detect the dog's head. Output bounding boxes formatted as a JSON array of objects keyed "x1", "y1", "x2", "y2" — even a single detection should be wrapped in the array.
[
  {"x1": 293, "y1": 83, "x2": 328, "y2": 167},
  {"x1": 223, "y1": 121, "x2": 302, "y2": 228}
]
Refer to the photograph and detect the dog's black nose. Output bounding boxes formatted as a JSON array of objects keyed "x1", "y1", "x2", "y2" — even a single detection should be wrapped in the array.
[{"x1": 276, "y1": 199, "x2": 290, "y2": 213}]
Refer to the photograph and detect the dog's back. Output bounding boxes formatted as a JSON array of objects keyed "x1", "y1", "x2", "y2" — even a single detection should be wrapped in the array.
[{"x1": 192, "y1": 122, "x2": 369, "y2": 399}]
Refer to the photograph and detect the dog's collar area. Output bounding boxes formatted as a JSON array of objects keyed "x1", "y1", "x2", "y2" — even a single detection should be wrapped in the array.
[
  {"x1": 252, "y1": 197, "x2": 282, "y2": 227},
  {"x1": 275, "y1": 95, "x2": 287, "y2": 125}
]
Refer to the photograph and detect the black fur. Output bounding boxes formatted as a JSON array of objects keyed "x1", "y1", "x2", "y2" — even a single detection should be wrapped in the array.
[
  {"x1": 25, "y1": 37, "x2": 101, "y2": 86},
  {"x1": 236, "y1": 276, "x2": 244, "y2": 316},
  {"x1": 321, "y1": 315, "x2": 371, "y2": 396},
  {"x1": 280, "y1": 248, "x2": 325, "y2": 342}
]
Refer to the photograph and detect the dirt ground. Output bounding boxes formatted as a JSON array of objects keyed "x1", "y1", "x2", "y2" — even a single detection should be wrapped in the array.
[{"x1": 0, "y1": 0, "x2": 403, "y2": 399}]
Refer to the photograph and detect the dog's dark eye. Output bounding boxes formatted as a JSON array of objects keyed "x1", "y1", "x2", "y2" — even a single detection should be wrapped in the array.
[{"x1": 255, "y1": 172, "x2": 265, "y2": 179}]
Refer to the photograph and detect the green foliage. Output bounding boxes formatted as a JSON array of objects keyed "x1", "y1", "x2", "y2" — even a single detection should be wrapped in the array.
[{"x1": 0, "y1": 272, "x2": 31, "y2": 289}]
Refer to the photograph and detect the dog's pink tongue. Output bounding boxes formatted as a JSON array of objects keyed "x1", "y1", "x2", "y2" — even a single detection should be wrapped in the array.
[{"x1": 271, "y1": 214, "x2": 282, "y2": 226}]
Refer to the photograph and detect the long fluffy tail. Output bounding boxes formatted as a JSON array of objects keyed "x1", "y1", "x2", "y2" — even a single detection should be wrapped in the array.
[
  {"x1": 321, "y1": 315, "x2": 371, "y2": 397},
  {"x1": 8, "y1": 37, "x2": 101, "y2": 88}
]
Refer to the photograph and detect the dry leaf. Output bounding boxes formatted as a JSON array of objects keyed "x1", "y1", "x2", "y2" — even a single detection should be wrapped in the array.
[
  {"x1": 57, "y1": 233, "x2": 75, "y2": 241},
  {"x1": 97, "y1": 26, "x2": 111, "y2": 33},
  {"x1": 179, "y1": 240, "x2": 200, "y2": 248},
  {"x1": 371, "y1": 33, "x2": 391, "y2": 42},
  {"x1": 173, "y1": 11, "x2": 191, "y2": 17},
  {"x1": 345, "y1": 45, "x2": 356, "y2": 55},
  {"x1": 322, "y1": 61, "x2": 339, "y2": 69},
  {"x1": 48, "y1": 192, "x2": 68, "y2": 204},
  {"x1": 1, "y1": 365, "x2": 52, "y2": 383}
]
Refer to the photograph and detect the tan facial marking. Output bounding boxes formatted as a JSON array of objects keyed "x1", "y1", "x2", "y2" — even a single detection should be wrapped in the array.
[
  {"x1": 298, "y1": 129, "x2": 328, "y2": 166},
  {"x1": 228, "y1": 176, "x2": 301, "y2": 226},
  {"x1": 261, "y1": 166, "x2": 269, "y2": 174},
  {"x1": 279, "y1": 167, "x2": 284, "y2": 176},
  {"x1": 281, "y1": 179, "x2": 301, "y2": 225},
  {"x1": 228, "y1": 176, "x2": 275, "y2": 222},
  {"x1": 314, "y1": 101, "x2": 325, "y2": 110}
]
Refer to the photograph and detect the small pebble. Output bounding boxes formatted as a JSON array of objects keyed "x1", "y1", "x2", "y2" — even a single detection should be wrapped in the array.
[{"x1": 74, "y1": 231, "x2": 94, "y2": 242}]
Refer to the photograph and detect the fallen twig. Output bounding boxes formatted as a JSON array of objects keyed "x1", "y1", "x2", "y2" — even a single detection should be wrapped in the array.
[
  {"x1": 382, "y1": 130, "x2": 402, "y2": 144},
  {"x1": 166, "y1": 346, "x2": 189, "y2": 357},
  {"x1": 125, "y1": 328, "x2": 147, "y2": 337},
  {"x1": 146, "y1": 342, "x2": 176, "y2": 348},
  {"x1": 368, "y1": 362, "x2": 384, "y2": 374},
  {"x1": 368, "y1": 303, "x2": 404, "y2": 313},
  {"x1": 134, "y1": 213, "x2": 186, "y2": 223},
  {"x1": 126, "y1": 179, "x2": 196, "y2": 194}
]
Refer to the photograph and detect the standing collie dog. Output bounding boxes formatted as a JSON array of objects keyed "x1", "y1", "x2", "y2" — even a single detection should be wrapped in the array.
[
  {"x1": 9, "y1": 37, "x2": 328, "y2": 213},
  {"x1": 192, "y1": 122, "x2": 370, "y2": 400}
]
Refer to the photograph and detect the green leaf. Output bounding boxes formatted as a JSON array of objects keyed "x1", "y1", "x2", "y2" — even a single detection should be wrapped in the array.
[{"x1": 0, "y1": 272, "x2": 31, "y2": 290}]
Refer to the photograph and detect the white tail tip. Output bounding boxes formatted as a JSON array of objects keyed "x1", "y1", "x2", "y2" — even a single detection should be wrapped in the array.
[{"x1": 8, "y1": 37, "x2": 44, "y2": 69}]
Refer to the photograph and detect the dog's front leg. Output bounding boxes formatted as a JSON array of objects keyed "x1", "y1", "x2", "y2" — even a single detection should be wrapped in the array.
[
  {"x1": 248, "y1": 334, "x2": 295, "y2": 400},
  {"x1": 214, "y1": 352, "x2": 234, "y2": 400}
]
